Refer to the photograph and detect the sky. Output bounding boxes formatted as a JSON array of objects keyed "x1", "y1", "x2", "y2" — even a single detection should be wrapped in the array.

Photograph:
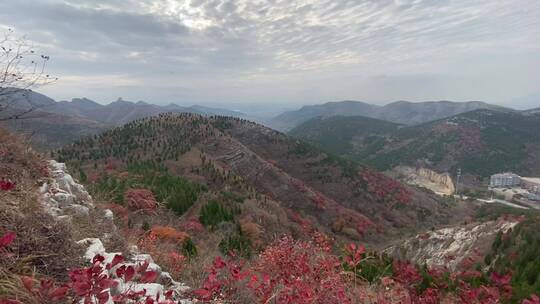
[{"x1": 1, "y1": 0, "x2": 539, "y2": 109}]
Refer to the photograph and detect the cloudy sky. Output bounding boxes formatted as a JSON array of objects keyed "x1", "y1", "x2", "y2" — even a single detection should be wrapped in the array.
[{"x1": 1, "y1": 0, "x2": 539, "y2": 109}]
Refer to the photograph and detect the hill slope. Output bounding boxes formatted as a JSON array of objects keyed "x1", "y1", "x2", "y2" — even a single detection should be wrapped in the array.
[
  {"x1": 289, "y1": 115, "x2": 401, "y2": 157},
  {"x1": 1, "y1": 126, "x2": 533, "y2": 303},
  {"x1": 56, "y1": 113, "x2": 472, "y2": 245},
  {"x1": 291, "y1": 109, "x2": 540, "y2": 179},
  {"x1": 268, "y1": 100, "x2": 509, "y2": 131}
]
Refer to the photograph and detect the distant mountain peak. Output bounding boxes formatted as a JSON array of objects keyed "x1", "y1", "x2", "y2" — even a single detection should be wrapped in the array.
[
  {"x1": 71, "y1": 97, "x2": 101, "y2": 106},
  {"x1": 111, "y1": 97, "x2": 133, "y2": 105},
  {"x1": 268, "y1": 100, "x2": 513, "y2": 132}
]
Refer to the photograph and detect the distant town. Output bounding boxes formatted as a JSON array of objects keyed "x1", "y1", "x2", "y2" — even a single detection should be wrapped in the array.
[{"x1": 488, "y1": 172, "x2": 540, "y2": 207}]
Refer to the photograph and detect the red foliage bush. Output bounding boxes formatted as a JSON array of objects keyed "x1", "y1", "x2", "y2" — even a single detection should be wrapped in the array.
[
  {"x1": 360, "y1": 168, "x2": 411, "y2": 205},
  {"x1": 2, "y1": 251, "x2": 173, "y2": 304},
  {"x1": 0, "y1": 231, "x2": 16, "y2": 248},
  {"x1": 194, "y1": 236, "x2": 354, "y2": 303},
  {"x1": 524, "y1": 294, "x2": 540, "y2": 304},
  {"x1": 0, "y1": 179, "x2": 16, "y2": 191},
  {"x1": 179, "y1": 218, "x2": 205, "y2": 233},
  {"x1": 150, "y1": 226, "x2": 189, "y2": 244},
  {"x1": 124, "y1": 188, "x2": 157, "y2": 211}
]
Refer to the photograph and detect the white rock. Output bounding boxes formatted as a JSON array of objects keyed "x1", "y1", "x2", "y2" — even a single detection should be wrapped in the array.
[
  {"x1": 64, "y1": 204, "x2": 90, "y2": 216},
  {"x1": 104, "y1": 209, "x2": 114, "y2": 220},
  {"x1": 78, "y1": 238, "x2": 106, "y2": 260}
]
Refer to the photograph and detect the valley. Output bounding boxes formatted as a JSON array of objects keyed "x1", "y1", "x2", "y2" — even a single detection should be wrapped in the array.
[{"x1": 2, "y1": 102, "x2": 540, "y2": 303}]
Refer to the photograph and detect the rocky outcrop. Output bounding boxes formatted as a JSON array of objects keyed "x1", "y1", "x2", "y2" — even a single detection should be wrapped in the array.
[
  {"x1": 40, "y1": 160, "x2": 94, "y2": 217},
  {"x1": 39, "y1": 160, "x2": 191, "y2": 302},
  {"x1": 385, "y1": 220, "x2": 517, "y2": 271},
  {"x1": 394, "y1": 166, "x2": 455, "y2": 196}
]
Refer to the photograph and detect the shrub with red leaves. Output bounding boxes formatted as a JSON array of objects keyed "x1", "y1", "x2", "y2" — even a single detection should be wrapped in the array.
[
  {"x1": 0, "y1": 231, "x2": 16, "y2": 248},
  {"x1": 4, "y1": 251, "x2": 173, "y2": 304},
  {"x1": 179, "y1": 218, "x2": 205, "y2": 233},
  {"x1": 194, "y1": 236, "x2": 354, "y2": 303},
  {"x1": 124, "y1": 188, "x2": 158, "y2": 211},
  {"x1": 359, "y1": 168, "x2": 411, "y2": 205},
  {"x1": 0, "y1": 179, "x2": 16, "y2": 191},
  {"x1": 524, "y1": 294, "x2": 540, "y2": 304}
]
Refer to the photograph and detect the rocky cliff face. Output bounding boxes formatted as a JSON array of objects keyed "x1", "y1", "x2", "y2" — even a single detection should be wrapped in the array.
[
  {"x1": 385, "y1": 219, "x2": 517, "y2": 271},
  {"x1": 393, "y1": 166, "x2": 455, "y2": 195}
]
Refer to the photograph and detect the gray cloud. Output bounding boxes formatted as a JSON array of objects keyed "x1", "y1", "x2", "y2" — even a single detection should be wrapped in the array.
[{"x1": 0, "y1": 0, "x2": 539, "y2": 108}]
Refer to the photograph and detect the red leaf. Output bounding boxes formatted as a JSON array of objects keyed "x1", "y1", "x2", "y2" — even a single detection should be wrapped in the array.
[
  {"x1": 97, "y1": 291, "x2": 110, "y2": 304},
  {"x1": 98, "y1": 278, "x2": 118, "y2": 289},
  {"x1": 145, "y1": 297, "x2": 155, "y2": 304},
  {"x1": 39, "y1": 279, "x2": 54, "y2": 292},
  {"x1": 491, "y1": 272, "x2": 511, "y2": 286},
  {"x1": 193, "y1": 288, "x2": 212, "y2": 300},
  {"x1": 93, "y1": 254, "x2": 105, "y2": 264},
  {"x1": 0, "y1": 232, "x2": 16, "y2": 248},
  {"x1": 213, "y1": 256, "x2": 226, "y2": 269},
  {"x1": 137, "y1": 260, "x2": 150, "y2": 273},
  {"x1": 109, "y1": 254, "x2": 124, "y2": 269},
  {"x1": 140, "y1": 271, "x2": 159, "y2": 283},
  {"x1": 124, "y1": 265, "x2": 135, "y2": 282},
  {"x1": 50, "y1": 286, "x2": 69, "y2": 300},
  {"x1": 116, "y1": 265, "x2": 127, "y2": 278},
  {"x1": 20, "y1": 276, "x2": 34, "y2": 292},
  {"x1": 73, "y1": 282, "x2": 91, "y2": 296}
]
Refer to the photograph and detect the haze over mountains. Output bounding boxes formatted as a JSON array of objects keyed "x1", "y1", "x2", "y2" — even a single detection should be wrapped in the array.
[
  {"x1": 1, "y1": 90, "x2": 248, "y2": 148},
  {"x1": 2, "y1": 89, "x2": 538, "y2": 156},
  {"x1": 268, "y1": 100, "x2": 511, "y2": 131}
]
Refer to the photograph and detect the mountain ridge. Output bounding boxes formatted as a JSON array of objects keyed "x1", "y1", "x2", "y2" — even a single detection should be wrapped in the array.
[
  {"x1": 289, "y1": 109, "x2": 540, "y2": 182},
  {"x1": 268, "y1": 99, "x2": 512, "y2": 131}
]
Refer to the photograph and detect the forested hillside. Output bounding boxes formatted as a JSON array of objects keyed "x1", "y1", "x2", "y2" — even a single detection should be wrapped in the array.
[
  {"x1": 291, "y1": 110, "x2": 540, "y2": 179},
  {"x1": 56, "y1": 113, "x2": 472, "y2": 246}
]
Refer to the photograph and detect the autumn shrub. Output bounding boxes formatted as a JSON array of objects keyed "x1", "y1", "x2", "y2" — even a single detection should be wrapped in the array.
[
  {"x1": 179, "y1": 217, "x2": 205, "y2": 233},
  {"x1": 151, "y1": 225, "x2": 189, "y2": 244},
  {"x1": 359, "y1": 168, "x2": 411, "y2": 205},
  {"x1": 193, "y1": 234, "x2": 532, "y2": 304},
  {"x1": 195, "y1": 236, "x2": 355, "y2": 303},
  {"x1": 0, "y1": 235, "x2": 176, "y2": 304},
  {"x1": 0, "y1": 179, "x2": 15, "y2": 191},
  {"x1": 124, "y1": 188, "x2": 157, "y2": 211}
]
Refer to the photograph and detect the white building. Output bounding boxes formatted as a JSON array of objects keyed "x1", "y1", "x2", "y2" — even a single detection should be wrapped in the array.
[{"x1": 489, "y1": 173, "x2": 521, "y2": 188}]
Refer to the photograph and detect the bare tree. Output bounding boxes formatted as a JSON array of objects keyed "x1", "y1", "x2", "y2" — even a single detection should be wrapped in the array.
[{"x1": 0, "y1": 29, "x2": 57, "y2": 121}]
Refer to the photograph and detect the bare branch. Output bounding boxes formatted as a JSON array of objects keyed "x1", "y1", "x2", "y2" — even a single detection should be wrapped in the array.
[{"x1": 0, "y1": 29, "x2": 58, "y2": 121}]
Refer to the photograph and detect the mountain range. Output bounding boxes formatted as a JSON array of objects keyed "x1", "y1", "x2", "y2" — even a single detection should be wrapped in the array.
[
  {"x1": 290, "y1": 109, "x2": 540, "y2": 182},
  {"x1": 268, "y1": 100, "x2": 510, "y2": 131},
  {"x1": 0, "y1": 90, "x2": 247, "y2": 149}
]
